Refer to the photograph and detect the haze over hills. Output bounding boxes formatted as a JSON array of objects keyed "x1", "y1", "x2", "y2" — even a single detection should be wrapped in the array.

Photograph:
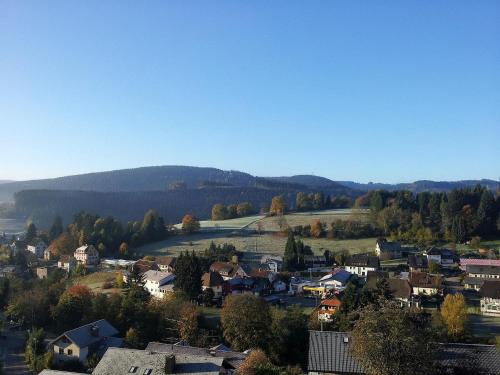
[{"x1": 0, "y1": 165, "x2": 497, "y2": 228}]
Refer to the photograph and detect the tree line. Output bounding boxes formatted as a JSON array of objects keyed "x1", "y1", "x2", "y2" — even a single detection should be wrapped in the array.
[
  {"x1": 211, "y1": 202, "x2": 254, "y2": 221},
  {"x1": 357, "y1": 186, "x2": 500, "y2": 244}
]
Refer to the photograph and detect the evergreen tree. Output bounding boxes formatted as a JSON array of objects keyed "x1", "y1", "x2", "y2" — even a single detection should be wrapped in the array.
[
  {"x1": 283, "y1": 232, "x2": 297, "y2": 271},
  {"x1": 49, "y1": 216, "x2": 63, "y2": 242},
  {"x1": 451, "y1": 216, "x2": 466, "y2": 243},
  {"x1": 475, "y1": 190, "x2": 496, "y2": 235},
  {"x1": 174, "y1": 251, "x2": 203, "y2": 299},
  {"x1": 26, "y1": 222, "x2": 37, "y2": 243}
]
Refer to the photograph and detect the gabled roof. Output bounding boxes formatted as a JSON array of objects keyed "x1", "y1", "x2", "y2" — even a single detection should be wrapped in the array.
[
  {"x1": 143, "y1": 270, "x2": 175, "y2": 284},
  {"x1": 460, "y1": 258, "x2": 500, "y2": 268},
  {"x1": 479, "y1": 280, "x2": 500, "y2": 299},
  {"x1": 201, "y1": 271, "x2": 224, "y2": 288},
  {"x1": 409, "y1": 272, "x2": 442, "y2": 289},
  {"x1": 133, "y1": 259, "x2": 159, "y2": 273},
  {"x1": 320, "y1": 298, "x2": 342, "y2": 308},
  {"x1": 376, "y1": 240, "x2": 401, "y2": 252},
  {"x1": 346, "y1": 255, "x2": 379, "y2": 269},
  {"x1": 53, "y1": 319, "x2": 119, "y2": 349},
  {"x1": 387, "y1": 278, "x2": 412, "y2": 299},
  {"x1": 408, "y1": 254, "x2": 428, "y2": 269},
  {"x1": 466, "y1": 265, "x2": 500, "y2": 276},
  {"x1": 93, "y1": 348, "x2": 224, "y2": 375},
  {"x1": 427, "y1": 247, "x2": 455, "y2": 259},
  {"x1": 308, "y1": 331, "x2": 364, "y2": 374},
  {"x1": 320, "y1": 268, "x2": 353, "y2": 284},
  {"x1": 156, "y1": 256, "x2": 176, "y2": 267}
]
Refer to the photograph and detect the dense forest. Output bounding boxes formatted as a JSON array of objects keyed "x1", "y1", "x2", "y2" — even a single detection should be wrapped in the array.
[{"x1": 357, "y1": 186, "x2": 500, "y2": 244}]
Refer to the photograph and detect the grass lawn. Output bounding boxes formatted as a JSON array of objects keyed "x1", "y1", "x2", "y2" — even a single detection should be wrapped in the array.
[{"x1": 74, "y1": 271, "x2": 121, "y2": 295}]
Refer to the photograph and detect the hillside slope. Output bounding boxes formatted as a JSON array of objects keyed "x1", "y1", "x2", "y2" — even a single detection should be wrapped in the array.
[{"x1": 337, "y1": 179, "x2": 499, "y2": 193}]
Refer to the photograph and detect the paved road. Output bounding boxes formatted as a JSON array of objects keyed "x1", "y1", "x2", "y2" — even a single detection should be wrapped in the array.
[{"x1": 1, "y1": 327, "x2": 30, "y2": 375}]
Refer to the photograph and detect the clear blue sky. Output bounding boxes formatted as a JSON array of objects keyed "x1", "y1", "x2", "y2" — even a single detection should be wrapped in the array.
[{"x1": 1, "y1": 1, "x2": 499, "y2": 183}]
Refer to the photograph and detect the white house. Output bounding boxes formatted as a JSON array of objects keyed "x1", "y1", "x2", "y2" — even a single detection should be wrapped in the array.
[
  {"x1": 143, "y1": 270, "x2": 176, "y2": 299},
  {"x1": 425, "y1": 248, "x2": 456, "y2": 267},
  {"x1": 27, "y1": 240, "x2": 47, "y2": 258},
  {"x1": 74, "y1": 244, "x2": 100, "y2": 266},
  {"x1": 58, "y1": 256, "x2": 77, "y2": 272},
  {"x1": 50, "y1": 320, "x2": 122, "y2": 364},
  {"x1": 479, "y1": 280, "x2": 500, "y2": 317},
  {"x1": 202, "y1": 271, "x2": 224, "y2": 298},
  {"x1": 344, "y1": 255, "x2": 379, "y2": 277},
  {"x1": 318, "y1": 268, "x2": 353, "y2": 289}
]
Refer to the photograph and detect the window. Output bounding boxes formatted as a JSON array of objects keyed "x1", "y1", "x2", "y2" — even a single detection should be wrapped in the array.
[
  {"x1": 67, "y1": 349, "x2": 73, "y2": 355},
  {"x1": 129, "y1": 366, "x2": 138, "y2": 373},
  {"x1": 144, "y1": 369, "x2": 152, "y2": 375},
  {"x1": 59, "y1": 348, "x2": 64, "y2": 354}
]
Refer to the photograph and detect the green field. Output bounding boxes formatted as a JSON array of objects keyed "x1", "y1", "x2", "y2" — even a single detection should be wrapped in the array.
[
  {"x1": 74, "y1": 271, "x2": 121, "y2": 295},
  {"x1": 137, "y1": 209, "x2": 374, "y2": 257}
]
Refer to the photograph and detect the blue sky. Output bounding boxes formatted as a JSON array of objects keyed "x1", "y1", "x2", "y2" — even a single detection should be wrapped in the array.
[{"x1": 1, "y1": 1, "x2": 499, "y2": 183}]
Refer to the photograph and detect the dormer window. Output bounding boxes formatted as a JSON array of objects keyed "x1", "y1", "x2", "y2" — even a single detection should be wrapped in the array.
[
  {"x1": 144, "y1": 369, "x2": 152, "y2": 375},
  {"x1": 129, "y1": 366, "x2": 138, "y2": 373}
]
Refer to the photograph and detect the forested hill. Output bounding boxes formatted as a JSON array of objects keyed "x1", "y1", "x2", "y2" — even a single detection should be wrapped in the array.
[
  {"x1": 13, "y1": 187, "x2": 343, "y2": 228},
  {"x1": 0, "y1": 166, "x2": 256, "y2": 201},
  {"x1": 337, "y1": 179, "x2": 499, "y2": 193}
]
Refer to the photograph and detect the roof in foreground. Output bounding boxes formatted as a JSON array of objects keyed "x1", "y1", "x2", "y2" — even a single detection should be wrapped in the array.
[
  {"x1": 93, "y1": 348, "x2": 224, "y2": 375},
  {"x1": 39, "y1": 371, "x2": 82, "y2": 375},
  {"x1": 437, "y1": 343, "x2": 500, "y2": 374},
  {"x1": 308, "y1": 331, "x2": 364, "y2": 374}
]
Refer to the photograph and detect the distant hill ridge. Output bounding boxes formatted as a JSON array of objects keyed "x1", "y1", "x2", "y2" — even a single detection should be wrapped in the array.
[{"x1": 0, "y1": 165, "x2": 497, "y2": 202}]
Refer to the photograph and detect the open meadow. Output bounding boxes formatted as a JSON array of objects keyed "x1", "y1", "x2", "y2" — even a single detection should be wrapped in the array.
[{"x1": 137, "y1": 209, "x2": 376, "y2": 257}]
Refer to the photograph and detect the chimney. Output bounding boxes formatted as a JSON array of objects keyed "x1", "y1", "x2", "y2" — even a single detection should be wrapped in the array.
[
  {"x1": 231, "y1": 255, "x2": 238, "y2": 264},
  {"x1": 90, "y1": 325, "x2": 99, "y2": 337},
  {"x1": 165, "y1": 354, "x2": 175, "y2": 374}
]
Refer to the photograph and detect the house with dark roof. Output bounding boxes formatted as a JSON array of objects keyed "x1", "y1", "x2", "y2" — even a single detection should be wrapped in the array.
[
  {"x1": 50, "y1": 319, "x2": 122, "y2": 364},
  {"x1": 466, "y1": 265, "x2": 500, "y2": 279},
  {"x1": 308, "y1": 331, "x2": 500, "y2": 375},
  {"x1": 92, "y1": 348, "x2": 224, "y2": 375},
  {"x1": 201, "y1": 271, "x2": 224, "y2": 298},
  {"x1": 319, "y1": 268, "x2": 354, "y2": 289},
  {"x1": 408, "y1": 254, "x2": 428, "y2": 272},
  {"x1": 308, "y1": 331, "x2": 364, "y2": 374},
  {"x1": 145, "y1": 341, "x2": 247, "y2": 371},
  {"x1": 375, "y1": 240, "x2": 402, "y2": 260},
  {"x1": 366, "y1": 272, "x2": 419, "y2": 308},
  {"x1": 479, "y1": 280, "x2": 500, "y2": 317},
  {"x1": 344, "y1": 255, "x2": 379, "y2": 277},
  {"x1": 409, "y1": 271, "x2": 443, "y2": 296},
  {"x1": 425, "y1": 247, "x2": 457, "y2": 267},
  {"x1": 209, "y1": 262, "x2": 251, "y2": 280},
  {"x1": 156, "y1": 256, "x2": 176, "y2": 273},
  {"x1": 133, "y1": 259, "x2": 160, "y2": 274}
]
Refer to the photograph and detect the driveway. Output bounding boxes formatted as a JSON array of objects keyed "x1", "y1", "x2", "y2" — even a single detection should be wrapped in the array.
[{"x1": 1, "y1": 326, "x2": 30, "y2": 375}]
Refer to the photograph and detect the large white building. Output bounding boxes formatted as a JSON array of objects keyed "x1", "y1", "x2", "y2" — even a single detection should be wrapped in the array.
[
  {"x1": 74, "y1": 244, "x2": 100, "y2": 266},
  {"x1": 143, "y1": 270, "x2": 176, "y2": 299}
]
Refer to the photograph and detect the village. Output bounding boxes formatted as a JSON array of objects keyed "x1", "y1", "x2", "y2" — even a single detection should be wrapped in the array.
[{"x1": 0, "y1": 230, "x2": 499, "y2": 374}]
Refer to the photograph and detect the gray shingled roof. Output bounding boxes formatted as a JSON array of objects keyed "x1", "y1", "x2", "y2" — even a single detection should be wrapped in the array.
[
  {"x1": 39, "y1": 371, "x2": 81, "y2": 375},
  {"x1": 308, "y1": 331, "x2": 365, "y2": 374},
  {"x1": 437, "y1": 343, "x2": 500, "y2": 375},
  {"x1": 54, "y1": 319, "x2": 119, "y2": 348},
  {"x1": 93, "y1": 348, "x2": 224, "y2": 375},
  {"x1": 145, "y1": 342, "x2": 247, "y2": 369}
]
